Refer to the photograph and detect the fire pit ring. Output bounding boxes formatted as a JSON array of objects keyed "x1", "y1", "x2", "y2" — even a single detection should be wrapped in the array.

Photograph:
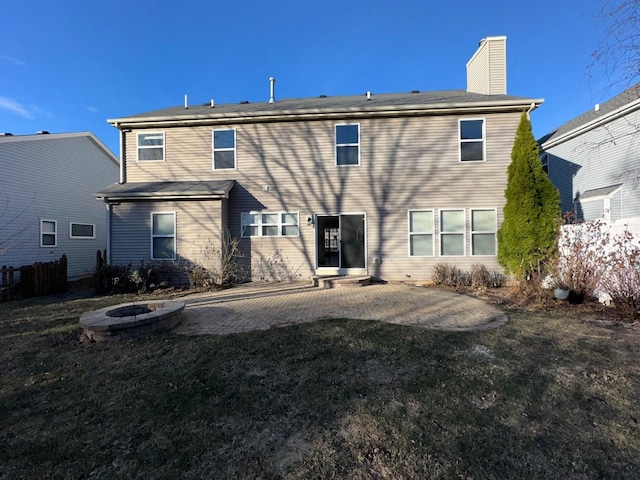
[{"x1": 80, "y1": 300, "x2": 185, "y2": 342}]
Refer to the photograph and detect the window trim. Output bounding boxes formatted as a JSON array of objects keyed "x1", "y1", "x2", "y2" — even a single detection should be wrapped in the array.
[
  {"x1": 212, "y1": 128, "x2": 237, "y2": 170},
  {"x1": 459, "y1": 118, "x2": 486, "y2": 162},
  {"x1": 541, "y1": 153, "x2": 549, "y2": 175},
  {"x1": 439, "y1": 208, "x2": 466, "y2": 257},
  {"x1": 150, "y1": 212, "x2": 176, "y2": 260},
  {"x1": 470, "y1": 208, "x2": 497, "y2": 256},
  {"x1": 335, "y1": 123, "x2": 360, "y2": 167},
  {"x1": 137, "y1": 132, "x2": 165, "y2": 162},
  {"x1": 69, "y1": 222, "x2": 96, "y2": 239},
  {"x1": 40, "y1": 219, "x2": 57, "y2": 247},
  {"x1": 241, "y1": 211, "x2": 299, "y2": 238},
  {"x1": 408, "y1": 209, "x2": 434, "y2": 257}
]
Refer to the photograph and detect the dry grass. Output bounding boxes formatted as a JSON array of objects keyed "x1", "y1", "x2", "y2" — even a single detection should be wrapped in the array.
[{"x1": 1, "y1": 286, "x2": 639, "y2": 479}]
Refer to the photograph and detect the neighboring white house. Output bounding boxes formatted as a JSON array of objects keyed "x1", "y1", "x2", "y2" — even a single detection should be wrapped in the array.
[
  {"x1": 539, "y1": 84, "x2": 640, "y2": 225},
  {"x1": 0, "y1": 132, "x2": 119, "y2": 279}
]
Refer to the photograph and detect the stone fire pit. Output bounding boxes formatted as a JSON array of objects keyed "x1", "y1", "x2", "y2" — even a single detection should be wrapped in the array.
[{"x1": 80, "y1": 300, "x2": 185, "y2": 342}]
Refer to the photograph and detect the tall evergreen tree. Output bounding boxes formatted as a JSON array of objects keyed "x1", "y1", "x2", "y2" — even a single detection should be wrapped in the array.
[{"x1": 497, "y1": 113, "x2": 561, "y2": 276}]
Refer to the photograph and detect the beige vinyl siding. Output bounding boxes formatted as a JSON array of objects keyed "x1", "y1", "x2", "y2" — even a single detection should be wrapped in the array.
[
  {"x1": 110, "y1": 199, "x2": 227, "y2": 282},
  {"x1": 466, "y1": 37, "x2": 506, "y2": 95},
  {"x1": 120, "y1": 111, "x2": 520, "y2": 280}
]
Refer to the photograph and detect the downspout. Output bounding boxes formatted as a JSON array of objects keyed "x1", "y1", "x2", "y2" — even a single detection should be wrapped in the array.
[
  {"x1": 117, "y1": 123, "x2": 125, "y2": 184},
  {"x1": 106, "y1": 203, "x2": 112, "y2": 265},
  {"x1": 526, "y1": 102, "x2": 535, "y2": 120}
]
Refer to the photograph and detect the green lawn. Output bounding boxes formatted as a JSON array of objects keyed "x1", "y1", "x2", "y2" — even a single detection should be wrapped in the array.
[{"x1": 1, "y1": 290, "x2": 639, "y2": 479}]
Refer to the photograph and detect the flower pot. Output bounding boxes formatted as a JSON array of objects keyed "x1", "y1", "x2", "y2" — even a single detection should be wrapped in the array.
[{"x1": 554, "y1": 288, "x2": 570, "y2": 300}]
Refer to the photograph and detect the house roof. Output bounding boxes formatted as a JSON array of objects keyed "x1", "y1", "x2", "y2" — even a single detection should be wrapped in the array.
[
  {"x1": 108, "y1": 90, "x2": 543, "y2": 128},
  {"x1": 576, "y1": 184, "x2": 623, "y2": 201},
  {"x1": 0, "y1": 131, "x2": 119, "y2": 166},
  {"x1": 96, "y1": 180, "x2": 235, "y2": 202},
  {"x1": 539, "y1": 83, "x2": 640, "y2": 148}
]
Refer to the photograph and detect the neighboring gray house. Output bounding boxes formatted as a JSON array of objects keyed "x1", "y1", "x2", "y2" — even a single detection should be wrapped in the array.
[
  {"x1": 0, "y1": 132, "x2": 119, "y2": 279},
  {"x1": 98, "y1": 36, "x2": 543, "y2": 282},
  {"x1": 539, "y1": 84, "x2": 640, "y2": 224}
]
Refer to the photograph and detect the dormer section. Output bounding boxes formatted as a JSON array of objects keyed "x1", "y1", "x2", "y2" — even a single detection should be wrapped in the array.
[{"x1": 466, "y1": 36, "x2": 507, "y2": 95}]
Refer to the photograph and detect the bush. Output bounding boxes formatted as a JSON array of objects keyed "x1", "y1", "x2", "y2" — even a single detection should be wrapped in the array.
[
  {"x1": 94, "y1": 261, "x2": 160, "y2": 294},
  {"x1": 601, "y1": 229, "x2": 640, "y2": 322},
  {"x1": 431, "y1": 264, "x2": 470, "y2": 287},
  {"x1": 182, "y1": 230, "x2": 246, "y2": 288}
]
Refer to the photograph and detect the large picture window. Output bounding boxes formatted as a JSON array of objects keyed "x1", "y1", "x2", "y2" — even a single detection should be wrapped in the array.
[
  {"x1": 335, "y1": 124, "x2": 360, "y2": 166},
  {"x1": 151, "y1": 212, "x2": 176, "y2": 260},
  {"x1": 408, "y1": 210, "x2": 434, "y2": 256},
  {"x1": 40, "y1": 219, "x2": 57, "y2": 247},
  {"x1": 213, "y1": 129, "x2": 236, "y2": 169},
  {"x1": 241, "y1": 212, "x2": 299, "y2": 237},
  {"x1": 137, "y1": 132, "x2": 165, "y2": 161},
  {"x1": 439, "y1": 209, "x2": 465, "y2": 256},
  {"x1": 471, "y1": 209, "x2": 496, "y2": 256},
  {"x1": 459, "y1": 119, "x2": 485, "y2": 162}
]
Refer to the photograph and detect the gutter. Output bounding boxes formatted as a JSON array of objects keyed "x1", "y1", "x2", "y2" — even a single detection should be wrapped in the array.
[{"x1": 541, "y1": 97, "x2": 640, "y2": 149}]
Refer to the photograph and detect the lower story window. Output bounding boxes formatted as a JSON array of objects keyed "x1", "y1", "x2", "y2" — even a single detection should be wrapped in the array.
[
  {"x1": 70, "y1": 222, "x2": 95, "y2": 239},
  {"x1": 241, "y1": 212, "x2": 299, "y2": 237},
  {"x1": 471, "y1": 209, "x2": 496, "y2": 256},
  {"x1": 440, "y1": 209, "x2": 465, "y2": 256},
  {"x1": 408, "y1": 210, "x2": 434, "y2": 256},
  {"x1": 40, "y1": 219, "x2": 57, "y2": 247},
  {"x1": 151, "y1": 212, "x2": 176, "y2": 260}
]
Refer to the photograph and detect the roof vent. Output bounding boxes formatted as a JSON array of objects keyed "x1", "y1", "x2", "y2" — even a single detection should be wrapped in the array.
[
  {"x1": 594, "y1": 103, "x2": 600, "y2": 112},
  {"x1": 0, "y1": 132, "x2": 13, "y2": 136},
  {"x1": 36, "y1": 130, "x2": 50, "y2": 135},
  {"x1": 269, "y1": 77, "x2": 276, "y2": 103},
  {"x1": 366, "y1": 91, "x2": 371, "y2": 100},
  {"x1": 240, "y1": 100, "x2": 249, "y2": 104},
  {"x1": 319, "y1": 94, "x2": 327, "y2": 98},
  {"x1": 411, "y1": 90, "x2": 420, "y2": 93},
  {"x1": 210, "y1": 99, "x2": 215, "y2": 108}
]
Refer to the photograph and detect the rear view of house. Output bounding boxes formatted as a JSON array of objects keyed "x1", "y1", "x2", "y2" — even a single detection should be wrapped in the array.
[
  {"x1": 99, "y1": 37, "x2": 543, "y2": 283},
  {"x1": 0, "y1": 132, "x2": 119, "y2": 279}
]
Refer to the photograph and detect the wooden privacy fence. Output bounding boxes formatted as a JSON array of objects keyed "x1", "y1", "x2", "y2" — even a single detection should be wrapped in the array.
[{"x1": 1, "y1": 254, "x2": 68, "y2": 301}]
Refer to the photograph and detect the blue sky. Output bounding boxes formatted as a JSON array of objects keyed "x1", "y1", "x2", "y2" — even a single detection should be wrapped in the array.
[{"x1": 0, "y1": 0, "x2": 621, "y2": 156}]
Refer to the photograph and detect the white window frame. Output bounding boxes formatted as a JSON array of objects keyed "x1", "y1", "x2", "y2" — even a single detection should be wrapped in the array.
[
  {"x1": 150, "y1": 212, "x2": 176, "y2": 260},
  {"x1": 408, "y1": 209, "x2": 434, "y2": 257},
  {"x1": 40, "y1": 219, "x2": 57, "y2": 247},
  {"x1": 439, "y1": 209, "x2": 466, "y2": 256},
  {"x1": 470, "y1": 208, "x2": 497, "y2": 256},
  {"x1": 335, "y1": 123, "x2": 360, "y2": 166},
  {"x1": 212, "y1": 128, "x2": 237, "y2": 170},
  {"x1": 459, "y1": 118, "x2": 486, "y2": 162},
  {"x1": 541, "y1": 153, "x2": 549, "y2": 175},
  {"x1": 69, "y1": 222, "x2": 96, "y2": 239},
  {"x1": 241, "y1": 212, "x2": 299, "y2": 238},
  {"x1": 137, "y1": 132, "x2": 165, "y2": 162}
]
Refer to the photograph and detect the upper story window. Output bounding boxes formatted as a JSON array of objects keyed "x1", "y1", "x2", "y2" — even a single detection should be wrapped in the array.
[
  {"x1": 470, "y1": 209, "x2": 496, "y2": 256},
  {"x1": 336, "y1": 124, "x2": 360, "y2": 166},
  {"x1": 541, "y1": 153, "x2": 549, "y2": 174},
  {"x1": 70, "y1": 222, "x2": 95, "y2": 239},
  {"x1": 213, "y1": 129, "x2": 236, "y2": 169},
  {"x1": 440, "y1": 209, "x2": 465, "y2": 256},
  {"x1": 137, "y1": 132, "x2": 165, "y2": 161},
  {"x1": 408, "y1": 210, "x2": 434, "y2": 257},
  {"x1": 241, "y1": 212, "x2": 299, "y2": 238},
  {"x1": 459, "y1": 119, "x2": 485, "y2": 162},
  {"x1": 151, "y1": 212, "x2": 176, "y2": 260},
  {"x1": 40, "y1": 219, "x2": 57, "y2": 247}
]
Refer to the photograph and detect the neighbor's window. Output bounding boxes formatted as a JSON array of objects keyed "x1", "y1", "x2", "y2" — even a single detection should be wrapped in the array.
[
  {"x1": 151, "y1": 212, "x2": 176, "y2": 260},
  {"x1": 40, "y1": 219, "x2": 57, "y2": 247},
  {"x1": 213, "y1": 129, "x2": 236, "y2": 169},
  {"x1": 70, "y1": 222, "x2": 95, "y2": 239},
  {"x1": 408, "y1": 210, "x2": 434, "y2": 256},
  {"x1": 336, "y1": 124, "x2": 360, "y2": 166},
  {"x1": 241, "y1": 212, "x2": 299, "y2": 237},
  {"x1": 471, "y1": 209, "x2": 496, "y2": 256},
  {"x1": 541, "y1": 153, "x2": 549, "y2": 174},
  {"x1": 137, "y1": 132, "x2": 165, "y2": 161},
  {"x1": 440, "y1": 209, "x2": 465, "y2": 256},
  {"x1": 459, "y1": 119, "x2": 485, "y2": 161}
]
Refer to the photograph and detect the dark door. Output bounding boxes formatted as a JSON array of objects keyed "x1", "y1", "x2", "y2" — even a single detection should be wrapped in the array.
[
  {"x1": 316, "y1": 214, "x2": 365, "y2": 269},
  {"x1": 340, "y1": 214, "x2": 365, "y2": 268}
]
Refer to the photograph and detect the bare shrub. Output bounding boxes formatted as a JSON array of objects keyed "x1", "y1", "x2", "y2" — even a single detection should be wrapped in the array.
[
  {"x1": 602, "y1": 229, "x2": 640, "y2": 322},
  {"x1": 182, "y1": 230, "x2": 247, "y2": 288},
  {"x1": 431, "y1": 263, "x2": 470, "y2": 287}
]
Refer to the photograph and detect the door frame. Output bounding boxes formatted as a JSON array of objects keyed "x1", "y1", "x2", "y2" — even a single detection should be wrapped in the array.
[{"x1": 314, "y1": 212, "x2": 367, "y2": 276}]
